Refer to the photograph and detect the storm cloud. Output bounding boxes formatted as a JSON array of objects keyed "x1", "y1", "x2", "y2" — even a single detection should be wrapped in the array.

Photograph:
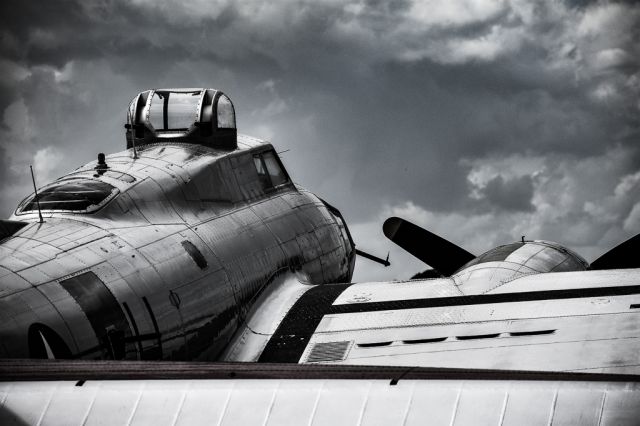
[{"x1": 0, "y1": 0, "x2": 638, "y2": 281}]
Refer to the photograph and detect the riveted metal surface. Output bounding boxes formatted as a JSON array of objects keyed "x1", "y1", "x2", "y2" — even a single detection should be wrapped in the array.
[
  {"x1": 334, "y1": 279, "x2": 461, "y2": 306},
  {"x1": 0, "y1": 288, "x2": 72, "y2": 358},
  {"x1": 0, "y1": 138, "x2": 354, "y2": 361},
  {"x1": 0, "y1": 266, "x2": 31, "y2": 298},
  {"x1": 37, "y1": 280, "x2": 101, "y2": 356}
]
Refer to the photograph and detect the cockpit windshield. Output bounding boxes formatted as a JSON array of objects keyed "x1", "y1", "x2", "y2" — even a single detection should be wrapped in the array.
[
  {"x1": 148, "y1": 90, "x2": 201, "y2": 131},
  {"x1": 18, "y1": 179, "x2": 117, "y2": 214}
]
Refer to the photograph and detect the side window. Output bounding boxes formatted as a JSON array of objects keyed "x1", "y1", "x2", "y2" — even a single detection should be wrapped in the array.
[
  {"x1": 253, "y1": 155, "x2": 272, "y2": 190},
  {"x1": 262, "y1": 151, "x2": 288, "y2": 187},
  {"x1": 253, "y1": 150, "x2": 289, "y2": 191}
]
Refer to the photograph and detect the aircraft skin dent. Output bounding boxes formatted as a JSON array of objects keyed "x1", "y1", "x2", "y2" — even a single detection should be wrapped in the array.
[{"x1": 0, "y1": 125, "x2": 355, "y2": 361}]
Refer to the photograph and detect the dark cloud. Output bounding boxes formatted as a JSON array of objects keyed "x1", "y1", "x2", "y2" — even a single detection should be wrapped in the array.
[
  {"x1": 0, "y1": 0, "x2": 639, "y2": 280},
  {"x1": 480, "y1": 175, "x2": 535, "y2": 212}
]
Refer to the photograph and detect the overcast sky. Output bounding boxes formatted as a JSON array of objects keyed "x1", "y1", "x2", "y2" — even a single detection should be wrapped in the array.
[{"x1": 1, "y1": 0, "x2": 639, "y2": 281}]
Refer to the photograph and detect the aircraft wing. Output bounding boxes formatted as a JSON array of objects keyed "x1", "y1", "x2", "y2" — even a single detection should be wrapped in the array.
[
  {"x1": 222, "y1": 270, "x2": 640, "y2": 374},
  {"x1": 1, "y1": 360, "x2": 640, "y2": 425}
]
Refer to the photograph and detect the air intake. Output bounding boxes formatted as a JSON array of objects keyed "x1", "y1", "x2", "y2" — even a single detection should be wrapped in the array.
[{"x1": 306, "y1": 341, "x2": 352, "y2": 363}]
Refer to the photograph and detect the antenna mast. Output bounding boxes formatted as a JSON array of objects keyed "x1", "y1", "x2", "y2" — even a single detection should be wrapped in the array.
[
  {"x1": 128, "y1": 108, "x2": 138, "y2": 160},
  {"x1": 29, "y1": 165, "x2": 44, "y2": 223}
]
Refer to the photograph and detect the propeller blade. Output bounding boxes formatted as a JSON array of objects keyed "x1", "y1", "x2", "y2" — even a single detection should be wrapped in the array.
[
  {"x1": 383, "y1": 217, "x2": 475, "y2": 276},
  {"x1": 590, "y1": 233, "x2": 640, "y2": 270}
]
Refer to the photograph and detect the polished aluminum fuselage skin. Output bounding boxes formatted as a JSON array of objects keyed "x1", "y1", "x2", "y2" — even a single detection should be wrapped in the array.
[{"x1": 0, "y1": 135, "x2": 355, "y2": 360}]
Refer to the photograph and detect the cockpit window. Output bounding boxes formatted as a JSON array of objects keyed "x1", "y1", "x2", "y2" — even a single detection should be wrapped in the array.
[
  {"x1": 253, "y1": 155, "x2": 271, "y2": 189},
  {"x1": 262, "y1": 151, "x2": 288, "y2": 187},
  {"x1": 148, "y1": 90, "x2": 201, "y2": 131},
  {"x1": 65, "y1": 170, "x2": 136, "y2": 183},
  {"x1": 252, "y1": 150, "x2": 290, "y2": 191},
  {"x1": 19, "y1": 179, "x2": 117, "y2": 213}
]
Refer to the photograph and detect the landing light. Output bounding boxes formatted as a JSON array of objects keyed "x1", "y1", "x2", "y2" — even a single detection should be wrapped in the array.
[{"x1": 125, "y1": 88, "x2": 237, "y2": 150}]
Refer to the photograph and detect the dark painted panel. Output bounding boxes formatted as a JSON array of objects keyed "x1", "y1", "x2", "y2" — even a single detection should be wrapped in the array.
[
  {"x1": 259, "y1": 284, "x2": 351, "y2": 363},
  {"x1": 60, "y1": 272, "x2": 132, "y2": 359}
]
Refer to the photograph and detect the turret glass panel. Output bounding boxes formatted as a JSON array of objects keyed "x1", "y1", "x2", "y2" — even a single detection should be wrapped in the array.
[
  {"x1": 149, "y1": 90, "x2": 201, "y2": 131},
  {"x1": 217, "y1": 94, "x2": 236, "y2": 129}
]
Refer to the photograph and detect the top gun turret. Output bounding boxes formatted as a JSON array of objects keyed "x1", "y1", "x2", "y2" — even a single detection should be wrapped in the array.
[{"x1": 125, "y1": 88, "x2": 237, "y2": 150}]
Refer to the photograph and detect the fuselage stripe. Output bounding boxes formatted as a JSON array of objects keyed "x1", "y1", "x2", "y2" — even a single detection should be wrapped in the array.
[
  {"x1": 258, "y1": 283, "x2": 351, "y2": 363},
  {"x1": 329, "y1": 284, "x2": 640, "y2": 314}
]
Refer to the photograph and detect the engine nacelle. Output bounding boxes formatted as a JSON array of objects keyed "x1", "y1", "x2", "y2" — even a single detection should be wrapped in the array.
[{"x1": 453, "y1": 240, "x2": 589, "y2": 293}]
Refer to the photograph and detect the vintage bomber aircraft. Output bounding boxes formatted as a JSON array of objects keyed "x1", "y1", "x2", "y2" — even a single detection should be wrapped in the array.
[
  {"x1": 0, "y1": 88, "x2": 356, "y2": 361},
  {"x1": 4, "y1": 220, "x2": 640, "y2": 426},
  {"x1": 223, "y1": 217, "x2": 640, "y2": 374},
  {"x1": 2, "y1": 89, "x2": 640, "y2": 425}
]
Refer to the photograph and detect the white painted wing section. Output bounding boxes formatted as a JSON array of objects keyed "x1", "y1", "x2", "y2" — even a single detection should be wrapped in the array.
[
  {"x1": 1, "y1": 379, "x2": 640, "y2": 425},
  {"x1": 303, "y1": 294, "x2": 640, "y2": 372},
  {"x1": 332, "y1": 270, "x2": 640, "y2": 310},
  {"x1": 333, "y1": 279, "x2": 461, "y2": 305},
  {"x1": 334, "y1": 270, "x2": 640, "y2": 307},
  {"x1": 488, "y1": 269, "x2": 640, "y2": 294}
]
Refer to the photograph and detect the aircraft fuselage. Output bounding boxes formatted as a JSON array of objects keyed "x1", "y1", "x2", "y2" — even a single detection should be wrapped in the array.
[{"x1": 0, "y1": 135, "x2": 355, "y2": 360}]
